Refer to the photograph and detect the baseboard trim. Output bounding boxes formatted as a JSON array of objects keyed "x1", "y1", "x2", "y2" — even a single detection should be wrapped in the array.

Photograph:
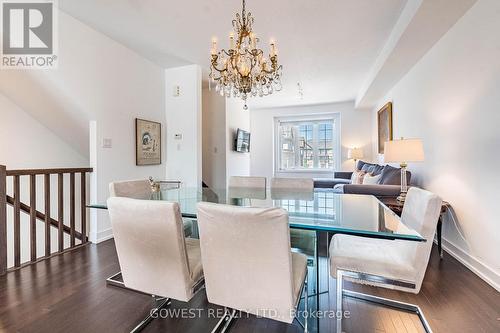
[
  {"x1": 438, "y1": 237, "x2": 500, "y2": 292},
  {"x1": 90, "y1": 228, "x2": 114, "y2": 244}
]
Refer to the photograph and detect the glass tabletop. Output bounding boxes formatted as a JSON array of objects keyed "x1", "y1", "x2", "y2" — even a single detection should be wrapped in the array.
[{"x1": 90, "y1": 187, "x2": 425, "y2": 242}]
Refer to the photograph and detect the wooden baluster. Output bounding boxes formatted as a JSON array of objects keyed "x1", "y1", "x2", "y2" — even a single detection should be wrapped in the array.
[
  {"x1": 58, "y1": 174, "x2": 64, "y2": 252},
  {"x1": 13, "y1": 175, "x2": 20, "y2": 267},
  {"x1": 30, "y1": 175, "x2": 37, "y2": 262},
  {"x1": 70, "y1": 173, "x2": 75, "y2": 247},
  {"x1": 80, "y1": 172, "x2": 87, "y2": 244},
  {"x1": 0, "y1": 165, "x2": 7, "y2": 275},
  {"x1": 44, "y1": 174, "x2": 51, "y2": 257}
]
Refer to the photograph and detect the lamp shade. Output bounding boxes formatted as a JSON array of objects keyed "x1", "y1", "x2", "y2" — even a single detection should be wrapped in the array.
[
  {"x1": 348, "y1": 147, "x2": 363, "y2": 160},
  {"x1": 384, "y1": 138, "x2": 425, "y2": 163}
]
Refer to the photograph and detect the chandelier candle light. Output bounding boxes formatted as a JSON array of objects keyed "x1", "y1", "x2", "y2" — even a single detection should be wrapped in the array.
[{"x1": 209, "y1": 0, "x2": 283, "y2": 110}]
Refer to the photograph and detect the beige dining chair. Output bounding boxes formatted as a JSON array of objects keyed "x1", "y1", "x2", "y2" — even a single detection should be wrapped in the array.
[
  {"x1": 228, "y1": 176, "x2": 266, "y2": 188},
  {"x1": 109, "y1": 180, "x2": 193, "y2": 237},
  {"x1": 109, "y1": 179, "x2": 151, "y2": 198},
  {"x1": 271, "y1": 177, "x2": 315, "y2": 257},
  {"x1": 270, "y1": 177, "x2": 314, "y2": 192},
  {"x1": 330, "y1": 187, "x2": 442, "y2": 331},
  {"x1": 107, "y1": 197, "x2": 204, "y2": 332},
  {"x1": 197, "y1": 202, "x2": 309, "y2": 332}
]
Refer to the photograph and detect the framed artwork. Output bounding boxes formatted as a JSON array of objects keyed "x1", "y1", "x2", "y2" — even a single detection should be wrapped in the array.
[
  {"x1": 377, "y1": 102, "x2": 393, "y2": 154},
  {"x1": 136, "y1": 118, "x2": 161, "y2": 165}
]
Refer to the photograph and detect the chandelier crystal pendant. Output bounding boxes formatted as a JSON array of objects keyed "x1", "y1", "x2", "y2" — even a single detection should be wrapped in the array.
[{"x1": 209, "y1": 0, "x2": 283, "y2": 110}]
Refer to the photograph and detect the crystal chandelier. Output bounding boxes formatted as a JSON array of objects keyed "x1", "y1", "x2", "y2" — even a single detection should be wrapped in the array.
[{"x1": 209, "y1": 0, "x2": 282, "y2": 110}]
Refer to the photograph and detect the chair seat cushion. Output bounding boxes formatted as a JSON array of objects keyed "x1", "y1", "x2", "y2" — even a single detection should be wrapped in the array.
[
  {"x1": 291, "y1": 252, "x2": 308, "y2": 306},
  {"x1": 329, "y1": 234, "x2": 416, "y2": 283},
  {"x1": 185, "y1": 238, "x2": 203, "y2": 285}
]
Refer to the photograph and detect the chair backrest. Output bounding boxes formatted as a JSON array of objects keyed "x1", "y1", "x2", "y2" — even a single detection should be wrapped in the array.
[
  {"x1": 109, "y1": 179, "x2": 151, "y2": 198},
  {"x1": 271, "y1": 177, "x2": 314, "y2": 192},
  {"x1": 107, "y1": 197, "x2": 196, "y2": 301},
  {"x1": 228, "y1": 176, "x2": 266, "y2": 189},
  {"x1": 197, "y1": 202, "x2": 295, "y2": 323},
  {"x1": 400, "y1": 187, "x2": 442, "y2": 291}
]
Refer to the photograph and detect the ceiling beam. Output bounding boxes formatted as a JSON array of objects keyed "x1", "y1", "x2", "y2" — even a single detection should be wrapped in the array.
[{"x1": 355, "y1": 0, "x2": 478, "y2": 109}]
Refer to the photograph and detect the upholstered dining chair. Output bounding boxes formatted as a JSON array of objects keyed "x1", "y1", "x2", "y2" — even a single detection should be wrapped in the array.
[
  {"x1": 330, "y1": 187, "x2": 442, "y2": 330},
  {"x1": 228, "y1": 176, "x2": 266, "y2": 188},
  {"x1": 271, "y1": 177, "x2": 315, "y2": 257},
  {"x1": 270, "y1": 177, "x2": 314, "y2": 192},
  {"x1": 197, "y1": 202, "x2": 309, "y2": 332},
  {"x1": 109, "y1": 180, "x2": 194, "y2": 237},
  {"x1": 107, "y1": 197, "x2": 204, "y2": 332},
  {"x1": 109, "y1": 179, "x2": 151, "y2": 198}
]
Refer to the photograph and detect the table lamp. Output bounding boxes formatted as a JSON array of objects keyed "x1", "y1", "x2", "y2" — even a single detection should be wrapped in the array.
[
  {"x1": 348, "y1": 147, "x2": 364, "y2": 170},
  {"x1": 384, "y1": 138, "x2": 424, "y2": 202}
]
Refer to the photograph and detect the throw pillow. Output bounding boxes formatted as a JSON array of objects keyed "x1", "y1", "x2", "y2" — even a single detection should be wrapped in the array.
[
  {"x1": 379, "y1": 165, "x2": 402, "y2": 185},
  {"x1": 371, "y1": 164, "x2": 385, "y2": 175},
  {"x1": 350, "y1": 170, "x2": 367, "y2": 185},
  {"x1": 361, "y1": 164, "x2": 376, "y2": 174},
  {"x1": 362, "y1": 173, "x2": 382, "y2": 185},
  {"x1": 356, "y1": 160, "x2": 369, "y2": 171},
  {"x1": 379, "y1": 165, "x2": 413, "y2": 185}
]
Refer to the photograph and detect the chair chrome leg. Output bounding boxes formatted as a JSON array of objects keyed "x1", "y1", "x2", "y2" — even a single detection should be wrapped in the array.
[
  {"x1": 336, "y1": 270, "x2": 343, "y2": 316},
  {"x1": 130, "y1": 296, "x2": 171, "y2": 333},
  {"x1": 106, "y1": 271, "x2": 125, "y2": 288},
  {"x1": 106, "y1": 271, "x2": 151, "y2": 295},
  {"x1": 211, "y1": 308, "x2": 237, "y2": 333},
  {"x1": 304, "y1": 274, "x2": 308, "y2": 333},
  {"x1": 336, "y1": 269, "x2": 433, "y2": 333}
]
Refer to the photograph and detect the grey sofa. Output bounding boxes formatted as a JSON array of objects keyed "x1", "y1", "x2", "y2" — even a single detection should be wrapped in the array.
[{"x1": 314, "y1": 161, "x2": 410, "y2": 198}]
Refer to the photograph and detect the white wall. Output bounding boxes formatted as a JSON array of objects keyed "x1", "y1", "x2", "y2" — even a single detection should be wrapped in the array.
[
  {"x1": 202, "y1": 88, "x2": 226, "y2": 189},
  {"x1": 250, "y1": 102, "x2": 372, "y2": 180},
  {"x1": 0, "y1": 93, "x2": 89, "y2": 267},
  {"x1": 0, "y1": 11, "x2": 167, "y2": 244},
  {"x1": 63, "y1": 12, "x2": 167, "y2": 244},
  {"x1": 226, "y1": 98, "x2": 251, "y2": 182},
  {"x1": 371, "y1": 0, "x2": 500, "y2": 290},
  {"x1": 165, "y1": 65, "x2": 202, "y2": 187}
]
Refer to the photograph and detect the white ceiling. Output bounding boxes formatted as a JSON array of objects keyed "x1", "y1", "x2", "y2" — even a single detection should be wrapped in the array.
[{"x1": 59, "y1": 0, "x2": 408, "y2": 108}]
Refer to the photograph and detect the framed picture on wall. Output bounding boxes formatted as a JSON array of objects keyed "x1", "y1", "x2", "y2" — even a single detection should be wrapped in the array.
[
  {"x1": 377, "y1": 102, "x2": 393, "y2": 154},
  {"x1": 136, "y1": 118, "x2": 161, "y2": 165}
]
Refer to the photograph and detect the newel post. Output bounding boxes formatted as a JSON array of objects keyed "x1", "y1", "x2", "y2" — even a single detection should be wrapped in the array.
[{"x1": 0, "y1": 165, "x2": 7, "y2": 275}]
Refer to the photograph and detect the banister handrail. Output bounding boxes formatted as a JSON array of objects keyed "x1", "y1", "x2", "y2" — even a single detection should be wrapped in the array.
[{"x1": 6, "y1": 167, "x2": 93, "y2": 176}]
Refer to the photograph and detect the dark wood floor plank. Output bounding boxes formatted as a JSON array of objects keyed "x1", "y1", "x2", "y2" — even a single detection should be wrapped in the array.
[{"x1": 0, "y1": 241, "x2": 499, "y2": 333}]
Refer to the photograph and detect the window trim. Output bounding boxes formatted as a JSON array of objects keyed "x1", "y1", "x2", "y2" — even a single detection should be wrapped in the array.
[{"x1": 273, "y1": 113, "x2": 341, "y2": 174}]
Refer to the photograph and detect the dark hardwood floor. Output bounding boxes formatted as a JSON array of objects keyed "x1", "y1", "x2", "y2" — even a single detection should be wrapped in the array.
[{"x1": 0, "y1": 239, "x2": 498, "y2": 333}]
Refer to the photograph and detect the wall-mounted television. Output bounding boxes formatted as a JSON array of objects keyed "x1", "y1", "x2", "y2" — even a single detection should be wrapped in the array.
[{"x1": 235, "y1": 128, "x2": 250, "y2": 153}]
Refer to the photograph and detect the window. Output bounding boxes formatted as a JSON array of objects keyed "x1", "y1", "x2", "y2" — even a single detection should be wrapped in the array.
[{"x1": 275, "y1": 114, "x2": 340, "y2": 172}]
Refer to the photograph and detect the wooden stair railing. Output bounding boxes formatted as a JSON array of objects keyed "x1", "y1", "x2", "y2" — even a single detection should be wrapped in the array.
[{"x1": 0, "y1": 166, "x2": 93, "y2": 275}]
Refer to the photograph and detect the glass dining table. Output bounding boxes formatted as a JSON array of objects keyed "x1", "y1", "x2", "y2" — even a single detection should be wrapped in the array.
[{"x1": 89, "y1": 187, "x2": 425, "y2": 332}]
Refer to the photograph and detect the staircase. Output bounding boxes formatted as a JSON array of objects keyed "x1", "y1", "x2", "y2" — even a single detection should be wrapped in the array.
[{"x1": 0, "y1": 165, "x2": 92, "y2": 275}]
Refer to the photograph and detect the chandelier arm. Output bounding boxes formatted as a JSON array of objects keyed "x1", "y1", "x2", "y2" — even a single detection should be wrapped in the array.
[
  {"x1": 260, "y1": 68, "x2": 277, "y2": 75},
  {"x1": 211, "y1": 66, "x2": 227, "y2": 75},
  {"x1": 220, "y1": 49, "x2": 232, "y2": 57},
  {"x1": 210, "y1": 57, "x2": 229, "y2": 74}
]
